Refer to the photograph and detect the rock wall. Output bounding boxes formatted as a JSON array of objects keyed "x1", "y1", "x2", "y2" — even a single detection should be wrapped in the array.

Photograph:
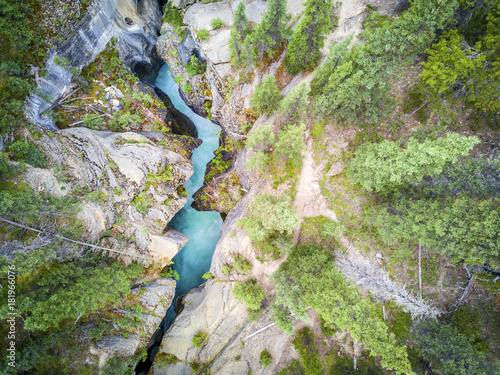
[
  {"x1": 27, "y1": 0, "x2": 163, "y2": 129},
  {"x1": 30, "y1": 127, "x2": 200, "y2": 265}
]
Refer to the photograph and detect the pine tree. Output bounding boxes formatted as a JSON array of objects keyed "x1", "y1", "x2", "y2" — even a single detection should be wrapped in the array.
[
  {"x1": 346, "y1": 133, "x2": 480, "y2": 193},
  {"x1": 412, "y1": 320, "x2": 499, "y2": 375},
  {"x1": 229, "y1": 2, "x2": 251, "y2": 66},
  {"x1": 285, "y1": 0, "x2": 335, "y2": 73},
  {"x1": 253, "y1": 0, "x2": 292, "y2": 60},
  {"x1": 272, "y1": 245, "x2": 413, "y2": 374},
  {"x1": 250, "y1": 74, "x2": 283, "y2": 116}
]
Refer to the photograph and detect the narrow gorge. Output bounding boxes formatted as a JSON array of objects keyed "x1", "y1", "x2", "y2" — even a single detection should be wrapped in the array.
[{"x1": 1, "y1": 0, "x2": 500, "y2": 374}]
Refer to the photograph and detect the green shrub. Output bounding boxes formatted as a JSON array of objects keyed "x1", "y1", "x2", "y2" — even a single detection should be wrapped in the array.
[
  {"x1": 8, "y1": 141, "x2": 47, "y2": 168},
  {"x1": 251, "y1": 74, "x2": 282, "y2": 117},
  {"x1": 185, "y1": 55, "x2": 205, "y2": 76},
  {"x1": 192, "y1": 331, "x2": 207, "y2": 347},
  {"x1": 232, "y1": 279, "x2": 265, "y2": 310},
  {"x1": 162, "y1": 3, "x2": 183, "y2": 27},
  {"x1": 109, "y1": 111, "x2": 141, "y2": 132},
  {"x1": 232, "y1": 254, "x2": 252, "y2": 273},
  {"x1": 238, "y1": 192, "x2": 299, "y2": 258},
  {"x1": 292, "y1": 328, "x2": 323, "y2": 374},
  {"x1": 197, "y1": 29, "x2": 210, "y2": 41},
  {"x1": 260, "y1": 349, "x2": 273, "y2": 368},
  {"x1": 83, "y1": 114, "x2": 102, "y2": 130},
  {"x1": 211, "y1": 18, "x2": 225, "y2": 29}
]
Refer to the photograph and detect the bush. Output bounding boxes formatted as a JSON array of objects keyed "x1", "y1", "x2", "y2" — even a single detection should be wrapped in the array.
[
  {"x1": 292, "y1": 328, "x2": 323, "y2": 374},
  {"x1": 238, "y1": 192, "x2": 300, "y2": 258},
  {"x1": 162, "y1": 3, "x2": 183, "y2": 27},
  {"x1": 211, "y1": 18, "x2": 224, "y2": 29},
  {"x1": 251, "y1": 74, "x2": 282, "y2": 117},
  {"x1": 232, "y1": 278, "x2": 265, "y2": 310},
  {"x1": 109, "y1": 111, "x2": 141, "y2": 131},
  {"x1": 8, "y1": 141, "x2": 47, "y2": 168},
  {"x1": 83, "y1": 114, "x2": 102, "y2": 130},
  {"x1": 232, "y1": 254, "x2": 252, "y2": 273},
  {"x1": 192, "y1": 331, "x2": 207, "y2": 347},
  {"x1": 260, "y1": 349, "x2": 273, "y2": 368},
  {"x1": 185, "y1": 55, "x2": 205, "y2": 76},
  {"x1": 197, "y1": 29, "x2": 210, "y2": 41}
]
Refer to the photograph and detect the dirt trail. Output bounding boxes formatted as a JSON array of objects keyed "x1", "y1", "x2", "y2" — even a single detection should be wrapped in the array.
[{"x1": 293, "y1": 138, "x2": 350, "y2": 248}]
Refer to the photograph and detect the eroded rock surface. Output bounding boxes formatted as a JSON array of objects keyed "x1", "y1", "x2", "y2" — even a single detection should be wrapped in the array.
[{"x1": 30, "y1": 127, "x2": 200, "y2": 265}]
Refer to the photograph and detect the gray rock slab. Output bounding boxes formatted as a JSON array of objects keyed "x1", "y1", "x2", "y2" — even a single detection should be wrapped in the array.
[
  {"x1": 201, "y1": 29, "x2": 231, "y2": 64},
  {"x1": 184, "y1": 2, "x2": 234, "y2": 30}
]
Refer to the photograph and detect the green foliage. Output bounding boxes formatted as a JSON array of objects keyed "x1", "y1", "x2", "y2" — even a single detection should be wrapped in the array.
[
  {"x1": 239, "y1": 192, "x2": 300, "y2": 258},
  {"x1": 260, "y1": 349, "x2": 273, "y2": 368},
  {"x1": 310, "y1": 0, "x2": 461, "y2": 124},
  {"x1": 8, "y1": 141, "x2": 48, "y2": 168},
  {"x1": 0, "y1": 0, "x2": 46, "y2": 134},
  {"x1": 211, "y1": 18, "x2": 224, "y2": 29},
  {"x1": 271, "y1": 303, "x2": 294, "y2": 335},
  {"x1": 232, "y1": 254, "x2": 253, "y2": 273},
  {"x1": 109, "y1": 111, "x2": 141, "y2": 132},
  {"x1": 292, "y1": 328, "x2": 323, "y2": 375},
  {"x1": 197, "y1": 29, "x2": 210, "y2": 41},
  {"x1": 347, "y1": 133, "x2": 479, "y2": 192},
  {"x1": 202, "y1": 271, "x2": 213, "y2": 279},
  {"x1": 186, "y1": 55, "x2": 205, "y2": 76},
  {"x1": 232, "y1": 278, "x2": 266, "y2": 310},
  {"x1": 272, "y1": 245, "x2": 412, "y2": 374},
  {"x1": 276, "y1": 360, "x2": 305, "y2": 375},
  {"x1": 411, "y1": 320, "x2": 499, "y2": 375},
  {"x1": 253, "y1": 0, "x2": 292, "y2": 60},
  {"x1": 251, "y1": 74, "x2": 283, "y2": 117},
  {"x1": 279, "y1": 82, "x2": 310, "y2": 125},
  {"x1": 0, "y1": 256, "x2": 141, "y2": 331},
  {"x1": 162, "y1": 3, "x2": 183, "y2": 27},
  {"x1": 371, "y1": 196, "x2": 500, "y2": 267},
  {"x1": 420, "y1": 2, "x2": 500, "y2": 114},
  {"x1": 156, "y1": 352, "x2": 180, "y2": 370},
  {"x1": 0, "y1": 152, "x2": 15, "y2": 177},
  {"x1": 82, "y1": 114, "x2": 102, "y2": 130},
  {"x1": 229, "y1": 2, "x2": 252, "y2": 67},
  {"x1": 391, "y1": 310, "x2": 412, "y2": 342},
  {"x1": 192, "y1": 331, "x2": 207, "y2": 348},
  {"x1": 402, "y1": 157, "x2": 500, "y2": 198},
  {"x1": 285, "y1": 0, "x2": 335, "y2": 73}
]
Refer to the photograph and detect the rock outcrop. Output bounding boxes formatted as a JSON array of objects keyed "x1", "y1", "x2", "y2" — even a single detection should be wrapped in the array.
[
  {"x1": 30, "y1": 127, "x2": 201, "y2": 265},
  {"x1": 28, "y1": 0, "x2": 163, "y2": 129}
]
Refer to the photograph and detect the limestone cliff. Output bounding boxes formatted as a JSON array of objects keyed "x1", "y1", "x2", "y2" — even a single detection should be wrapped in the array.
[{"x1": 28, "y1": 0, "x2": 163, "y2": 129}]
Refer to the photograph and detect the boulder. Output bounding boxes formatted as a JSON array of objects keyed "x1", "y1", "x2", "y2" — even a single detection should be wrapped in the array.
[
  {"x1": 326, "y1": 161, "x2": 344, "y2": 176},
  {"x1": 178, "y1": 33, "x2": 200, "y2": 65},
  {"x1": 134, "y1": 278, "x2": 177, "y2": 316}
]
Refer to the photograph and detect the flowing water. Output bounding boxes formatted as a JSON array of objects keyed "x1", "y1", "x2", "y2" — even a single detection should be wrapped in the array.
[
  {"x1": 136, "y1": 63, "x2": 223, "y2": 374},
  {"x1": 159, "y1": 65, "x2": 222, "y2": 325},
  {"x1": 155, "y1": 64, "x2": 223, "y2": 298}
]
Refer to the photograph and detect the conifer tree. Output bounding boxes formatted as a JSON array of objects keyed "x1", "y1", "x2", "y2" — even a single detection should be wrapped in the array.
[
  {"x1": 253, "y1": 0, "x2": 292, "y2": 59},
  {"x1": 285, "y1": 0, "x2": 335, "y2": 73},
  {"x1": 229, "y1": 2, "x2": 251, "y2": 66},
  {"x1": 250, "y1": 74, "x2": 283, "y2": 116}
]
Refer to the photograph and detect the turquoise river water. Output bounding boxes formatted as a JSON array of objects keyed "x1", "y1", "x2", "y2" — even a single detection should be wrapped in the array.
[{"x1": 155, "y1": 64, "x2": 223, "y2": 306}]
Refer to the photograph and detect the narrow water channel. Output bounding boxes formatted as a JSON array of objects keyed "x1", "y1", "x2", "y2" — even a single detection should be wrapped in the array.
[{"x1": 135, "y1": 64, "x2": 223, "y2": 373}]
